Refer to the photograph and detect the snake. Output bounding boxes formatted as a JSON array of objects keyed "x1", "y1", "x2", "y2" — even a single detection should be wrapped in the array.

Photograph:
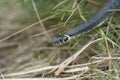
[{"x1": 51, "y1": 0, "x2": 120, "y2": 45}]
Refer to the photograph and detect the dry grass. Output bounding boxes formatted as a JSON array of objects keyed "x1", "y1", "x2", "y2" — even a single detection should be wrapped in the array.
[{"x1": 0, "y1": 0, "x2": 120, "y2": 80}]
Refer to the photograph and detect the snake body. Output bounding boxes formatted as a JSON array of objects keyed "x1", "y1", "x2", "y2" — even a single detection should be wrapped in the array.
[{"x1": 52, "y1": 0, "x2": 120, "y2": 45}]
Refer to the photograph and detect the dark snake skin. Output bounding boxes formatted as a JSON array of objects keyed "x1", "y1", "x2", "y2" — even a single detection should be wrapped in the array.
[{"x1": 52, "y1": 0, "x2": 120, "y2": 45}]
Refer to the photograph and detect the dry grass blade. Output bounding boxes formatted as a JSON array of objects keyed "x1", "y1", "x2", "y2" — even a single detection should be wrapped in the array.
[
  {"x1": 4, "y1": 66, "x2": 58, "y2": 77},
  {"x1": 64, "y1": 66, "x2": 89, "y2": 73},
  {"x1": 0, "y1": 13, "x2": 59, "y2": 43},
  {"x1": 1, "y1": 72, "x2": 86, "y2": 80},
  {"x1": 31, "y1": 27, "x2": 60, "y2": 38},
  {"x1": 86, "y1": 0, "x2": 99, "y2": 5},
  {"x1": 3, "y1": 70, "x2": 87, "y2": 80},
  {"x1": 0, "y1": 22, "x2": 38, "y2": 43},
  {"x1": 1, "y1": 78, "x2": 65, "y2": 80},
  {"x1": 92, "y1": 57, "x2": 120, "y2": 60},
  {"x1": 68, "y1": 59, "x2": 104, "y2": 68},
  {"x1": 54, "y1": 38, "x2": 102, "y2": 75},
  {"x1": 4, "y1": 59, "x2": 104, "y2": 77},
  {"x1": 107, "y1": 37, "x2": 120, "y2": 48},
  {"x1": 31, "y1": 0, "x2": 50, "y2": 40},
  {"x1": 77, "y1": 4, "x2": 87, "y2": 22},
  {"x1": 0, "y1": 71, "x2": 5, "y2": 79}
]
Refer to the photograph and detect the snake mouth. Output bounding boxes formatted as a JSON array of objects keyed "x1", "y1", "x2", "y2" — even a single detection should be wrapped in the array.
[{"x1": 51, "y1": 34, "x2": 71, "y2": 45}]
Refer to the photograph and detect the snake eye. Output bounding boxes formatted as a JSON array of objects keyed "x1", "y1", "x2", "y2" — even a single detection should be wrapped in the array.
[{"x1": 51, "y1": 35, "x2": 71, "y2": 45}]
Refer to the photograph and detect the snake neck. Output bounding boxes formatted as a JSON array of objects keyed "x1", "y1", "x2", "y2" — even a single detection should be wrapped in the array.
[{"x1": 65, "y1": 0, "x2": 120, "y2": 38}]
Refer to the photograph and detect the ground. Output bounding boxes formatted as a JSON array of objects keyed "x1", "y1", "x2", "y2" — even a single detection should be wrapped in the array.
[{"x1": 0, "y1": 0, "x2": 120, "y2": 79}]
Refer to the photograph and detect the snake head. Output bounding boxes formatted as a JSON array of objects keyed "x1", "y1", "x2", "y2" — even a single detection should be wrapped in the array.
[{"x1": 51, "y1": 35, "x2": 71, "y2": 45}]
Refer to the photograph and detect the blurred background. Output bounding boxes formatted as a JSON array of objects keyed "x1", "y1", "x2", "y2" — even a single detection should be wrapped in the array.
[{"x1": 0, "y1": 0, "x2": 120, "y2": 79}]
